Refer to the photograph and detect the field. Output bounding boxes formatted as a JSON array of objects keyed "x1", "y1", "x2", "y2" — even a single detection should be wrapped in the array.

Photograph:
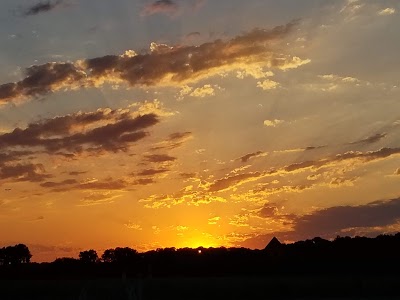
[{"x1": 1, "y1": 275, "x2": 400, "y2": 300}]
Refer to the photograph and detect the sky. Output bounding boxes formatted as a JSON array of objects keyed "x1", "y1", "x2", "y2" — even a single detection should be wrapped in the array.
[{"x1": 0, "y1": 0, "x2": 400, "y2": 262}]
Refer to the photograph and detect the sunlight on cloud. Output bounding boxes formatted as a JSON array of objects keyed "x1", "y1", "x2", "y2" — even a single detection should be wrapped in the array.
[{"x1": 263, "y1": 119, "x2": 284, "y2": 127}]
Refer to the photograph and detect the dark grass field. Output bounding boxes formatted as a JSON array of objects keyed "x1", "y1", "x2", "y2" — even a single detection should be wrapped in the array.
[{"x1": 1, "y1": 276, "x2": 400, "y2": 300}]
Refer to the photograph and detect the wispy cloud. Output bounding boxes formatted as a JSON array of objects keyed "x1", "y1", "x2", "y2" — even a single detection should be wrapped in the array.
[
  {"x1": 378, "y1": 8, "x2": 396, "y2": 16},
  {"x1": 349, "y1": 133, "x2": 387, "y2": 145},
  {"x1": 141, "y1": 0, "x2": 179, "y2": 17},
  {"x1": 22, "y1": 0, "x2": 63, "y2": 17}
]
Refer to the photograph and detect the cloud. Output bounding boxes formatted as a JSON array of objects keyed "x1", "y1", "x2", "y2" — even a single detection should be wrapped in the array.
[
  {"x1": 140, "y1": 188, "x2": 226, "y2": 209},
  {"x1": 177, "y1": 84, "x2": 224, "y2": 100},
  {"x1": 0, "y1": 163, "x2": 51, "y2": 182},
  {"x1": 259, "y1": 204, "x2": 279, "y2": 218},
  {"x1": 206, "y1": 147, "x2": 400, "y2": 198},
  {"x1": 349, "y1": 133, "x2": 387, "y2": 145},
  {"x1": 0, "y1": 108, "x2": 159, "y2": 155},
  {"x1": 257, "y1": 79, "x2": 279, "y2": 90},
  {"x1": 263, "y1": 119, "x2": 284, "y2": 127},
  {"x1": 240, "y1": 197, "x2": 400, "y2": 249},
  {"x1": 0, "y1": 62, "x2": 86, "y2": 103},
  {"x1": 67, "y1": 171, "x2": 87, "y2": 176},
  {"x1": 151, "y1": 131, "x2": 193, "y2": 150},
  {"x1": 40, "y1": 179, "x2": 77, "y2": 188},
  {"x1": 185, "y1": 31, "x2": 201, "y2": 40},
  {"x1": 124, "y1": 221, "x2": 143, "y2": 230},
  {"x1": 140, "y1": 0, "x2": 179, "y2": 17},
  {"x1": 378, "y1": 8, "x2": 396, "y2": 16},
  {"x1": 22, "y1": 0, "x2": 63, "y2": 17},
  {"x1": 328, "y1": 176, "x2": 358, "y2": 187},
  {"x1": 207, "y1": 172, "x2": 266, "y2": 193},
  {"x1": 208, "y1": 216, "x2": 220, "y2": 225},
  {"x1": 0, "y1": 21, "x2": 307, "y2": 104},
  {"x1": 179, "y1": 172, "x2": 197, "y2": 179},
  {"x1": 0, "y1": 106, "x2": 171, "y2": 187},
  {"x1": 189, "y1": 84, "x2": 216, "y2": 98},
  {"x1": 305, "y1": 145, "x2": 326, "y2": 151},
  {"x1": 129, "y1": 99, "x2": 176, "y2": 117},
  {"x1": 80, "y1": 191, "x2": 123, "y2": 206},
  {"x1": 282, "y1": 147, "x2": 400, "y2": 174},
  {"x1": 319, "y1": 74, "x2": 361, "y2": 84},
  {"x1": 137, "y1": 168, "x2": 169, "y2": 176},
  {"x1": 76, "y1": 178, "x2": 129, "y2": 191},
  {"x1": 238, "y1": 151, "x2": 267, "y2": 163},
  {"x1": 0, "y1": 150, "x2": 34, "y2": 164},
  {"x1": 145, "y1": 154, "x2": 177, "y2": 163},
  {"x1": 295, "y1": 198, "x2": 400, "y2": 237}
]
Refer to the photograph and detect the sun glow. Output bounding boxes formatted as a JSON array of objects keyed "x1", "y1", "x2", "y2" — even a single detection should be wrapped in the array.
[{"x1": 178, "y1": 235, "x2": 219, "y2": 249}]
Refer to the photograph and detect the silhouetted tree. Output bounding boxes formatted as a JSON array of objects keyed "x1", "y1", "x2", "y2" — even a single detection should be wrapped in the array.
[
  {"x1": 101, "y1": 247, "x2": 138, "y2": 264},
  {"x1": 101, "y1": 249, "x2": 115, "y2": 263},
  {"x1": 79, "y1": 249, "x2": 98, "y2": 264},
  {"x1": 113, "y1": 247, "x2": 138, "y2": 264},
  {"x1": 0, "y1": 244, "x2": 31, "y2": 265}
]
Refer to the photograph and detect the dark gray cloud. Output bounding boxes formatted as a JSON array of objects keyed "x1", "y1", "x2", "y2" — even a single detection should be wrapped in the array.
[
  {"x1": 349, "y1": 133, "x2": 387, "y2": 145},
  {"x1": 22, "y1": 0, "x2": 63, "y2": 17},
  {"x1": 141, "y1": 0, "x2": 179, "y2": 17},
  {"x1": 0, "y1": 21, "x2": 301, "y2": 104},
  {"x1": 67, "y1": 171, "x2": 87, "y2": 176},
  {"x1": 179, "y1": 172, "x2": 197, "y2": 179},
  {"x1": 151, "y1": 132, "x2": 192, "y2": 151},
  {"x1": 238, "y1": 151, "x2": 265, "y2": 163},
  {"x1": 137, "y1": 168, "x2": 169, "y2": 176},
  {"x1": 40, "y1": 179, "x2": 77, "y2": 188},
  {"x1": 185, "y1": 31, "x2": 201, "y2": 39},
  {"x1": 145, "y1": 154, "x2": 177, "y2": 163},
  {"x1": 0, "y1": 151, "x2": 34, "y2": 164},
  {"x1": 0, "y1": 109, "x2": 160, "y2": 185},
  {"x1": 0, "y1": 62, "x2": 86, "y2": 103},
  {"x1": 0, "y1": 163, "x2": 51, "y2": 182},
  {"x1": 0, "y1": 109, "x2": 159, "y2": 155},
  {"x1": 284, "y1": 160, "x2": 321, "y2": 173},
  {"x1": 259, "y1": 204, "x2": 279, "y2": 218},
  {"x1": 241, "y1": 197, "x2": 400, "y2": 249},
  {"x1": 305, "y1": 145, "x2": 326, "y2": 151}
]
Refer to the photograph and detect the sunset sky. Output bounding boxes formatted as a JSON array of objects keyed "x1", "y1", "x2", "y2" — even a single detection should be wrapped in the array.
[{"x1": 1, "y1": 0, "x2": 400, "y2": 262}]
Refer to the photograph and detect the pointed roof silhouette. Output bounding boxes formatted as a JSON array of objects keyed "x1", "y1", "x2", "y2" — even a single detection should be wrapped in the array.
[{"x1": 264, "y1": 237, "x2": 282, "y2": 251}]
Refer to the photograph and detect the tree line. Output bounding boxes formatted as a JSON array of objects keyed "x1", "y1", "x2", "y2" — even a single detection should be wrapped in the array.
[{"x1": 2, "y1": 233, "x2": 400, "y2": 279}]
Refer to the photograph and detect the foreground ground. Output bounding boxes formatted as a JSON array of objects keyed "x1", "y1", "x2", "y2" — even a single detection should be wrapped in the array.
[{"x1": 1, "y1": 275, "x2": 400, "y2": 300}]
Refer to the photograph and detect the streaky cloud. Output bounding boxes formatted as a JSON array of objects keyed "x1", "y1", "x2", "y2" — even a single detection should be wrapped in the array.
[{"x1": 0, "y1": 21, "x2": 307, "y2": 104}]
